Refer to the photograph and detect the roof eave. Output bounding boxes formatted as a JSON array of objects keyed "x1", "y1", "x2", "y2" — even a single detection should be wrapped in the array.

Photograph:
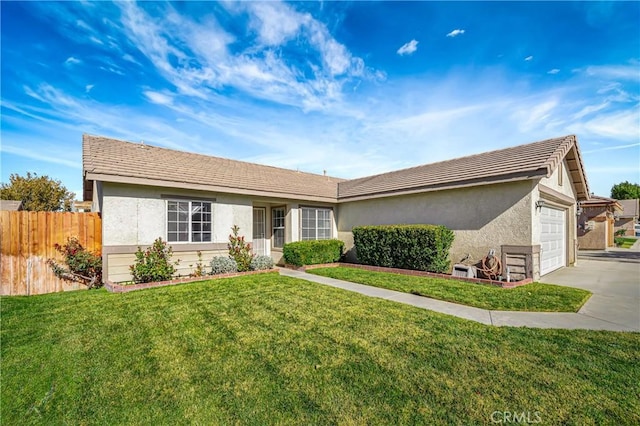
[
  {"x1": 86, "y1": 172, "x2": 339, "y2": 204},
  {"x1": 337, "y1": 171, "x2": 546, "y2": 203}
]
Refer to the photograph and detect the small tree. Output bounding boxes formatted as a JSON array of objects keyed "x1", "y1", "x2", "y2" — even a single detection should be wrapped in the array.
[
  {"x1": 0, "y1": 172, "x2": 75, "y2": 211},
  {"x1": 47, "y1": 237, "x2": 102, "y2": 288},
  {"x1": 130, "y1": 238, "x2": 179, "y2": 283},
  {"x1": 611, "y1": 181, "x2": 640, "y2": 200},
  {"x1": 228, "y1": 225, "x2": 254, "y2": 272}
]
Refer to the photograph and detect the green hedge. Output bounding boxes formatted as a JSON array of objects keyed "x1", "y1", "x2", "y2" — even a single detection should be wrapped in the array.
[
  {"x1": 283, "y1": 239, "x2": 345, "y2": 267},
  {"x1": 352, "y1": 225, "x2": 454, "y2": 273}
]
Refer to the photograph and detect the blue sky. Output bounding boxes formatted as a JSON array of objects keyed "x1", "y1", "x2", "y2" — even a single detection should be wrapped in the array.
[{"x1": 1, "y1": 1, "x2": 639, "y2": 200}]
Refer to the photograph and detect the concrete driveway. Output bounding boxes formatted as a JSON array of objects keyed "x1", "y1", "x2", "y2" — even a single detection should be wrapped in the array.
[{"x1": 539, "y1": 254, "x2": 640, "y2": 331}]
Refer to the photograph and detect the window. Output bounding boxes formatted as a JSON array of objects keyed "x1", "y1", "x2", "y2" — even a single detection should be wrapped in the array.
[
  {"x1": 301, "y1": 207, "x2": 332, "y2": 240},
  {"x1": 272, "y1": 207, "x2": 285, "y2": 248},
  {"x1": 167, "y1": 200, "x2": 212, "y2": 242}
]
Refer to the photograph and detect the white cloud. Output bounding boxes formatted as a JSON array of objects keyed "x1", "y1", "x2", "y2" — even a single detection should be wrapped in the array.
[
  {"x1": 583, "y1": 64, "x2": 640, "y2": 81},
  {"x1": 143, "y1": 90, "x2": 173, "y2": 106},
  {"x1": 76, "y1": 19, "x2": 92, "y2": 31},
  {"x1": 89, "y1": 36, "x2": 104, "y2": 45},
  {"x1": 397, "y1": 39, "x2": 418, "y2": 56},
  {"x1": 114, "y1": 1, "x2": 375, "y2": 113},
  {"x1": 511, "y1": 99, "x2": 558, "y2": 132},
  {"x1": 85, "y1": 84, "x2": 94, "y2": 93},
  {"x1": 572, "y1": 102, "x2": 609, "y2": 120},
  {"x1": 247, "y1": 1, "x2": 306, "y2": 46},
  {"x1": 582, "y1": 142, "x2": 640, "y2": 155},
  {"x1": 64, "y1": 56, "x2": 82, "y2": 66},
  {"x1": 547, "y1": 69, "x2": 560, "y2": 74},
  {"x1": 525, "y1": 56, "x2": 534, "y2": 61},
  {"x1": 568, "y1": 107, "x2": 640, "y2": 140},
  {"x1": 446, "y1": 29, "x2": 465, "y2": 37},
  {"x1": 1, "y1": 144, "x2": 82, "y2": 169},
  {"x1": 122, "y1": 53, "x2": 139, "y2": 64}
]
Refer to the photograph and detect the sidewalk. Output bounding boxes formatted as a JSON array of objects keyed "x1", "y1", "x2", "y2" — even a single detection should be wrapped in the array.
[{"x1": 279, "y1": 268, "x2": 638, "y2": 332}]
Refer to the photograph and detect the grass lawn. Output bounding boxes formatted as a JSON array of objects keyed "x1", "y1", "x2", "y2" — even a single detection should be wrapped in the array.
[
  {"x1": 308, "y1": 267, "x2": 591, "y2": 312},
  {"x1": 616, "y1": 237, "x2": 637, "y2": 249},
  {"x1": 2, "y1": 273, "x2": 639, "y2": 425}
]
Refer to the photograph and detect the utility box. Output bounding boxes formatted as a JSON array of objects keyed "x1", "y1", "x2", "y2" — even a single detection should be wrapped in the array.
[{"x1": 451, "y1": 264, "x2": 476, "y2": 278}]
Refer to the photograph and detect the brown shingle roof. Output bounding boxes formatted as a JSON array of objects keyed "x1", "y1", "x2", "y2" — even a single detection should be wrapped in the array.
[
  {"x1": 338, "y1": 135, "x2": 590, "y2": 201},
  {"x1": 618, "y1": 199, "x2": 639, "y2": 218},
  {"x1": 582, "y1": 195, "x2": 623, "y2": 212},
  {"x1": 83, "y1": 134, "x2": 590, "y2": 204},
  {"x1": 83, "y1": 135, "x2": 343, "y2": 203}
]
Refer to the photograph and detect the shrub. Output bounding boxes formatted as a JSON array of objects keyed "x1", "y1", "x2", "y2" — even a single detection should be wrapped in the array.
[
  {"x1": 283, "y1": 239, "x2": 344, "y2": 267},
  {"x1": 228, "y1": 225, "x2": 254, "y2": 272},
  {"x1": 130, "y1": 238, "x2": 179, "y2": 283},
  {"x1": 210, "y1": 256, "x2": 238, "y2": 275},
  {"x1": 251, "y1": 255, "x2": 274, "y2": 271},
  {"x1": 189, "y1": 251, "x2": 207, "y2": 278},
  {"x1": 47, "y1": 237, "x2": 102, "y2": 288},
  {"x1": 352, "y1": 224, "x2": 454, "y2": 273}
]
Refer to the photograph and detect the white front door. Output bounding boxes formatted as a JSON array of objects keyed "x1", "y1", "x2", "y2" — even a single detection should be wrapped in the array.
[
  {"x1": 253, "y1": 208, "x2": 267, "y2": 256},
  {"x1": 540, "y1": 205, "x2": 566, "y2": 275}
]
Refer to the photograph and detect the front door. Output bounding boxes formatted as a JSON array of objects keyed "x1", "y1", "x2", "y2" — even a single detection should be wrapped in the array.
[{"x1": 253, "y1": 207, "x2": 267, "y2": 256}]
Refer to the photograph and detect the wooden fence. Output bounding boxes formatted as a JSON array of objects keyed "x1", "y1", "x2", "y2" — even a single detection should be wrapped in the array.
[{"x1": 0, "y1": 211, "x2": 102, "y2": 296}]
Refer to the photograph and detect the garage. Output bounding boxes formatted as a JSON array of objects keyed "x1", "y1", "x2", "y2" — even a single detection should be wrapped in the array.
[{"x1": 540, "y1": 205, "x2": 566, "y2": 275}]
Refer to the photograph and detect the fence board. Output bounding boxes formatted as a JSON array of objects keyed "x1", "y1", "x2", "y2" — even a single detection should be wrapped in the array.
[
  {"x1": 0, "y1": 212, "x2": 102, "y2": 295},
  {"x1": 0, "y1": 213, "x2": 10, "y2": 295}
]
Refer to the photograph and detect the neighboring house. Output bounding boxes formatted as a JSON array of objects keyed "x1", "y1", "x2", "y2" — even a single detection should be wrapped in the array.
[
  {"x1": 615, "y1": 199, "x2": 639, "y2": 237},
  {"x1": 577, "y1": 196, "x2": 623, "y2": 250},
  {"x1": 73, "y1": 200, "x2": 93, "y2": 212},
  {"x1": 0, "y1": 200, "x2": 23, "y2": 211},
  {"x1": 83, "y1": 134, "x2": 590, "y2": 282}
]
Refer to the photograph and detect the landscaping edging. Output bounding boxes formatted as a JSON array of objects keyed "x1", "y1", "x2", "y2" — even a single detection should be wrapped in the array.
[
  {"x1": 289, "y1": 263, "x2": 532, "y2": 289},
  {"x1": 105, "y1": 269, "x2": 279, "y2": 293}
]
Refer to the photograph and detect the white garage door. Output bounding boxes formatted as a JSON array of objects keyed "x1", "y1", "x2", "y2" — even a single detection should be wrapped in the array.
[{"x1": 540, "y1": 206, "x2": 566, "y2": 276}]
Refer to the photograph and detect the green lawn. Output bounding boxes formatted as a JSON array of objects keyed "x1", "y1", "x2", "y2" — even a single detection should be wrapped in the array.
[
  {"x1": 616, "y1": 237, "x2": 637, "y2": 249},
  {"x1": 308, "y1": 267, "x2": 591, "y2": 312},
  {"x1": 2, "y1": 273, "x2": 638, "y2": 425}
]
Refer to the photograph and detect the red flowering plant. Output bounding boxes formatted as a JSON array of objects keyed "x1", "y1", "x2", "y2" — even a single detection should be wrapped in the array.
[
  {"x1": 228, "y1": 225, "x2": 254, "y2": 272},
  {"x1": 47, "y1": 237, "x2": 103, "y2": 289}
]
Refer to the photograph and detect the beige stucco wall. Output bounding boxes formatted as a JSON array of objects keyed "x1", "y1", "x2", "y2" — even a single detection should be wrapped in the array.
[
  {"x1": 101, "y1": 183, "x2": 253, "y2": 246},
  {"x1": 578, "y1": 207, "x2": 608, "y2": 250},
  {"x1": 539, "y1": 159, "x2": 576, "y2": 199},
  {"x1": 337, "y1": 181, "x2": 536, "y2": 269},
  {"x1": 615, "y1": 218, "x2": 636, "y2": 236},
  {"x1": 101, "y1": 182, "x2": 254, "y2": 281},
  {"x1": 100, "y1": 182, "x2": 338, "y2": 279}
]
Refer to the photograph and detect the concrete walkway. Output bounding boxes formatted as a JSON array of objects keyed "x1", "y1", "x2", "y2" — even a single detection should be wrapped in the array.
[
  {"x1": 279, "y1": 268, "x2": 639, "y2": 332},
  {"x1": 542, "y1": 258, "x2": 640, "y2": 331},
  {"x1": 577, "y1": 237, "x2": 640, "y2": 263}
]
